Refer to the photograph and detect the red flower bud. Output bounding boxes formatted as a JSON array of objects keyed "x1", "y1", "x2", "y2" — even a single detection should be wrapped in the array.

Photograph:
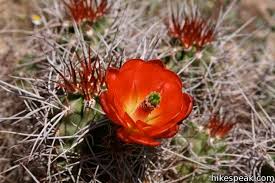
[
  {"x1": 54, "y1": 49, "x2": 104, "y2": 101},
  {"x1": 64, "y1": 0, "x2": 108, "y2": 23},
  {"x1": 168, "y1": 7, "x2": 215, "y2": 51},
  {"x1": 206, "y1": 116, "x2": 235, "y2": 139}
]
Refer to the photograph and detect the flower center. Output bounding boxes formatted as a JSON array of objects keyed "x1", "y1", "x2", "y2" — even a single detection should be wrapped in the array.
[{"x1": 133, "y1": 92, "x2": 161, "y2": 121}]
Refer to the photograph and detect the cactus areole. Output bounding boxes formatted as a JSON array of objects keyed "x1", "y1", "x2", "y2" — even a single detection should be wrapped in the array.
[{"x1": 99, "y1": 59, "x2": 193, "y2": 146}]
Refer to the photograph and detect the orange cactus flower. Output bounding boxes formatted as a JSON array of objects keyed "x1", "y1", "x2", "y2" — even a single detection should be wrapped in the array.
[
  {"x1": 168, "y1": 8, "x2": 215, "y2": 51},
  {"x1": 64, "y1": 0, "x2": 108, "y2": 23},
  {"x1": 206, "y1": 116, "x2": 235, "y2": 139},
  {"x1": 99, "y1": 59, "x2": 193, "y2": 146}
]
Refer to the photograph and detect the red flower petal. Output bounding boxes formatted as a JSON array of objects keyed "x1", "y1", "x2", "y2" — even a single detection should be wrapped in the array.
[
  {"x1": 141, "y1": 93, "x2": 192, "y2": 137},
  {"x1": 117, "y1": 128, "x2": 160, "y2": 146},
  {"x1": 99, "y1": 91, "x2": 121, "y2": 125},
  {"x1": 154, "y1": 125, "x2": 179, "y2": 138},
  {"x1": 127, "y1": 132, "x2": 160, "y2": 146},
  {"x1": 100, "y1": 91, "x2": 135, "y2": 128}
]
